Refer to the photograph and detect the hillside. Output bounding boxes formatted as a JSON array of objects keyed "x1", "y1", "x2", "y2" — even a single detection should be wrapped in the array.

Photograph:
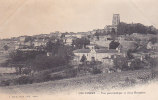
[{"x1": 0, "y1": 69, "x2": 154, "y2": 94}]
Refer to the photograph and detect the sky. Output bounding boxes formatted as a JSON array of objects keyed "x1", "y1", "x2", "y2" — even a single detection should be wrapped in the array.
[{"x1": 0, "y1": 0, "x2": 157, "y2": 38}]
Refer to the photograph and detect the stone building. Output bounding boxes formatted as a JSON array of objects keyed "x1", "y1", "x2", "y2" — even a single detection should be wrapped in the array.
[{"x1": 104, "y1": 14, "x2": 120, "y2": 33}]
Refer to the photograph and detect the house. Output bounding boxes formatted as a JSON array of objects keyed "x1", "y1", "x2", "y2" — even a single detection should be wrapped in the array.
[
  {"x1": 117, "y1": 35, "x2": 126, "y2": 41},
  {"x1": 147, "y1": 42, "x2": 158, "y2": 50},
  {"x1": 86, "y1": 44, "x2": 96, "y2": 49},
  {"x1": 64, "y1": 32, "x2": 88, "y2": 39},
  {"x1": 150, "y1": 52, "x2": 158, "y2": 58},
  {"x1": 91, "y1": 40, "x2": 112, "y2": 48},
  {"x1": 104, "y1": 25, "x2": 117, "y2": 33},
  {"x1": 17, "y1": 48, "x2": 37, "y2": 52},
  {"x1": 19, "y1": 36, "x2": 27, "y2": 42},
  {"x1": 119, "y1": 40, "x2": 137, "y2": 50},
  {"x1": 33, "y1": 39, "x2": 47, "y2": 47},
  {"x1": 132, "y1": 52, "x2": 146, "y2": 61},
  {"x1": 16, "y1": 36, "x2": 34, "y2": 49},
  {"x1": 63, "y1": 36, "x2": 77, "y2": 45},
  {"x1": 73, "y1": 47, "x2": 125, "y2": 65},
  {"x1": 95, "y1": 29, "x2": 105, "y2": 34},
  {"x1": 102, "y1": 57, "x2": 114, "y2": 66},
  {"x1": 94, "y1": 35, "x2": 111, "y2": 41},
  {"x1": 130, "y1": 33, "x2": 150, "y2": 41},
  {"x1": 90, "y1": 29, "x2": 97, "y2": 34},
  {"x1": 90, "y1": 35, "x2": 113, "y2": 48},
  {"x1": 50, "y1": 31, "x2": 62, "y2": 38}
]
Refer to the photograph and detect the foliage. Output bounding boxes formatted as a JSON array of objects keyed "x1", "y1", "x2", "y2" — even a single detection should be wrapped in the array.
[
  {"x1": 130, "y1": 59, "x2": 144, "y2": 70},
  {"x1": 80, "y1": 55, "x2": 87, "y2": 63},
  {"x1": 110, "y1": 28, "x2": 117, "y2": 40},
  {"x1": 31, "y1": 55, "x2": 68, "y2": 71},
  {"x1": 149, "y1": 37, "x2": 158, "y2": 44},
  {"x1": 113, "y1": 56, "x2": 128, "y2": 70},
  {"x1": 72, "y1": 37, "x2": 90, "y2": 49},
  {"x1": 45, "y1": 39, "x2": 63, "y2": 53},
  {"x1": 3, "y1": 45, "x2": 9, "y2": 51},
  {"x1": 91, "y1": 67, "x2": 102, "y2": 74},
  {"x1": 60, "y1": 33, "x2": 66, "y2": 38},
  {"x1": 14, "y1": 76, "x2": 33, "y2": 85},
  {"x1": 5, "y1": 38, "x2": 73, "y2": 72},
  {"x1": 117, "y1": 22, "x2": 158, "y2": 35},
  {"x1": 145, "y1": 56, "x2": 158, "y2": 69},
  {"x1": 109, "y1": 41, "x2": 120, "y2": 49},
  {"x1": 24, "y1": 36, "x2": 33, "y2": 42},
  {"x1": 94, "y1": 30, "x2": 107, "y2": 36},
  {"x1": 8, "y1": 50, "x2": 45, "y2": 64},
  {"x1": 127, "y1": 49, "x2": 134, "y2": 59},
  {"x1": 4, "y1": 50, "x2": 44, "y2": 74},
  {"x1": 0, "y1": 80, "x2": 11, "y2": 86},
  {"x1": 64, "y1": 68, "x2": 77, "y2": 78}
]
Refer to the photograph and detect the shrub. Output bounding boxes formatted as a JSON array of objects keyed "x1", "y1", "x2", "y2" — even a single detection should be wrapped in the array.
[
  {"x1": 22, "y1": 68, "x2": 31, "y2": 75},
  {"x1": 32, "y1": 55, "x2": 69, "y2": 71},
  {"x1": 50, "y1": 74, "x2": 65, "y2": 80},
  {"x1": 92, "y1": 68, "x2": 102, "y2": 74},
  {"x1": 0, "y1": 80, "x2": 11, "y2": 86},
  {"x1": 14, "y1": 76, "x2": 33, "y2": 85},
  {"x1": 31, "y1": 71, "x2": 52, "y2": 83},
  {"x1": 124, "y1": 77, "x2": 136, "y2": 86},
  {"x1": 64, "y1": 68, "x2": 77, "y2": 78}
]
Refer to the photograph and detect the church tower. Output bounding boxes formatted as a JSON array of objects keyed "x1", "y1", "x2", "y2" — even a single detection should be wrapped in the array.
[{"x1": 112, "y1": 14, "x2": 120, "y2": 26}]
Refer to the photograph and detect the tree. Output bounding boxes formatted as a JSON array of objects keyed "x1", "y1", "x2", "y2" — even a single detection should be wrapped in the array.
[
  {"x1": 117, "y1": 22, "x2": 158, "y2": 35},
  {"x1": 6, "y1": 50, "x2": 45, "y2": 74},
  {"x1": 72, "y1": 37, "x2": 90, "y2": 49},
  {"x1": 113, "y1": 56, "x2": 128, "y2": 70},
  {"x1": 45, "y1": 40, "x2": 53, "y2": 52},
  {"x1": 109, "y1": 41, "x2": 120, "y2": 49},
  {"x1": 60, "y1": 34, "x2": 65, "y2": 38},
  {"x1": 130, "y1": 59, "x2": 144, "y2": 70},
  {"x1": 97, "y1": 35, "x2": 99, "y2": 40},
  {"x1": 149, "y1": 37, "x2": 158, "y2": 44},
  {"x1": 3, "y1": 45, "x2": 9, "y2": 51},
  {"x1": 45, "y1": 39, "x2": 65, "y2": 55},
  {"x1": 80, "y1": 54, "x2": 87, "y2": 63},
  {"x1": 145, "y1": 56, "x2": 158, "y2": 69},
  {"x1": 31, "y1": 54, "x2": 67, "y2": 71},
  {"x1": 57, "y1": 45, "x2": 74, "y2": 63},
  {"x1": 24, "y1": 36, "x2": 33, "y2": 42},
  {"x1": 31, "y1": 45, "x2": 73, "y2": 71},
  {"x1": 127, "y1": 49, "x2": 134, "y2": 59},
  {"x1": 110, "y1": 28, "x2": 116, "y2": 40}
]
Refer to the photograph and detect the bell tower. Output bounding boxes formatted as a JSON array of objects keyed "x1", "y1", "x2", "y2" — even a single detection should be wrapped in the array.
[{"x1": 112, "y1": 14, "x2": 120, "y2": 26}]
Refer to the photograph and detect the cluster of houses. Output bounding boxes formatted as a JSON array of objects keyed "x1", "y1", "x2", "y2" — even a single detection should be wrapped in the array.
[
  {"x1": 73, "y1": 44, "x2": 126, "y2": 66},
  {"x1": 0, "y1": 14, "x2": 157, "y2": 70},
  {"x1": 10, "y1": 29, "x2": 157, "y2": 67}
]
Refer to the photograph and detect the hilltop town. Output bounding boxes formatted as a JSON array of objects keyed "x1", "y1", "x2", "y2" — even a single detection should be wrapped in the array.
[{"x1": 0, "y1": 14, "x2": 158, "y2": 87}]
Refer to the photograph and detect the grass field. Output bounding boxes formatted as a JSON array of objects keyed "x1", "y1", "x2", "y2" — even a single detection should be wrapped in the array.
[{"x1": 0, "y1": 69, "x2": 153, "y2": 94}]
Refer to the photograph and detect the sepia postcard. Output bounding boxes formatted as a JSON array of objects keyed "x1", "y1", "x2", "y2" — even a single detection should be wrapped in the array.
[{"x1": 0, "y1": 0, "x2": 158, "y2": 100}]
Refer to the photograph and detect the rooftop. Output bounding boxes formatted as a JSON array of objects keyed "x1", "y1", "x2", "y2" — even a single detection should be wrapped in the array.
[
  {"x1": 73, "y1": 49, "x2": 90, "y2": 53},
  {"x1": 73, "y1": 49, "x2": 120, "y2": 53}
]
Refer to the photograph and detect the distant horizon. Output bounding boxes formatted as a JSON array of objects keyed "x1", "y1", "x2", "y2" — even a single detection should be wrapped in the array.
[
  {"x1": 0, "y1": 21, "x2": 157, "y2": 40},
  {"x1": 0, "y1": 0, "x2": 158, "y2": 38}
]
